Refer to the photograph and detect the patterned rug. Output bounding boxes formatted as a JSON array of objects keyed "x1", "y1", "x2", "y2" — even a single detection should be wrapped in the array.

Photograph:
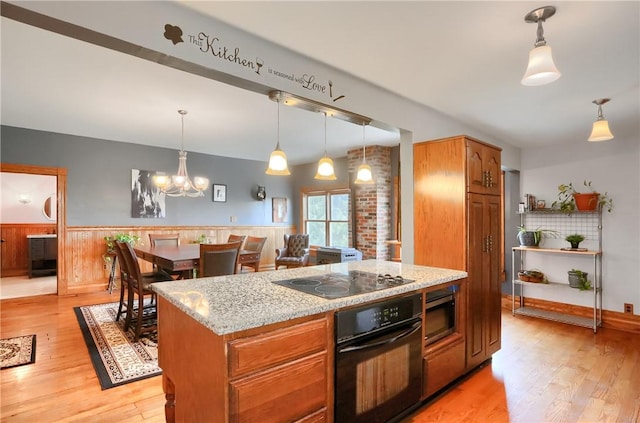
[
  {"x1": 74, "y1": 302, "x2": 161, "y2": 390},
  {"x1": 0, "y1": 335, "x2": 36, "y2": 369}
]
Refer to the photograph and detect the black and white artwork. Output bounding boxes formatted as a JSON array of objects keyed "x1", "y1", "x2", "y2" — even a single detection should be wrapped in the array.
[
  {"x1": 131, "y1": 169, "x2": 165, "y2": 218},
  {"x1": 212, "y1": 184, "x2": 227, "y2": 202}
]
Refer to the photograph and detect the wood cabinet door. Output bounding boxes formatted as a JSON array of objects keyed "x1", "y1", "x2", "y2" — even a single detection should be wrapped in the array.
[
  {"x1": 229, "y1": 352, "x2": 327, "y2": 423},
  {"x1": 466, "y1": 193, "x2": 502, "y2": 368},
  {"x1": 485, "y1": 194, "x2": 502, "y2": 354},
  {"x1": 466, "y1": 194, "x2": 486, "y2": 368},
  {"x1": 466, "y1": 141, "x2": 501, "y2": 196}
]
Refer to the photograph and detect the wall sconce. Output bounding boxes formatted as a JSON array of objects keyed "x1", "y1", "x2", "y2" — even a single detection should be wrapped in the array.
[
  {"x1": 18, "y1": 194, "x2": 32, "y2": 204},
  {"x1": 588, "y1": 98, "x2": 614, "y2": 142},
  {"x1": 521, "y1": 6, "x2": 561, "y2": 86},
  {"x1": 256, "y1": 186, "x2": 266, "y2": 201}
]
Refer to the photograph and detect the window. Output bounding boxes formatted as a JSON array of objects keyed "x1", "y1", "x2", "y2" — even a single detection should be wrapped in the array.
[{"x1": 303, "y1": 189, "x2": 350, "y2": 247}]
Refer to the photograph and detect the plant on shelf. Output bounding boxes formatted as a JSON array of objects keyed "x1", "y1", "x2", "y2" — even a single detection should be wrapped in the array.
[
  {"x1": 565, "y1": 234, "x2": 585, "y2": 249},
  {"x1": 568, "y1": 269, "x2": 591, "y2": 290},
  {"x1": 517, "y1": 226, "x2": 558, "y2": 247},
  {"x1": 552, "y1": 180, "x2": 613, "y2": 214}
]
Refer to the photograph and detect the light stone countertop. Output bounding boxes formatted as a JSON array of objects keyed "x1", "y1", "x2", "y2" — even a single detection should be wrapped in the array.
[
  {"x1": 151, "y1": 260, "x2": 467, "y2": 335},
  {"x1": 26, "y1": 234, "x2": 57, "y2": 238}
]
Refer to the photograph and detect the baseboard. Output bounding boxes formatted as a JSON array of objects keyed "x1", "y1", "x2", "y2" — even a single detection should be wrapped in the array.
[{"x1": 502, "y1": 294, "x2": 640, "y2": 335}]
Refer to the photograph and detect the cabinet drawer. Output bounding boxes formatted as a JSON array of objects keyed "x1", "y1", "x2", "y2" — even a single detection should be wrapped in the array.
[
  {"x1": 228, "y1": 318, "x2": 327, "y2": 378},
  {"x1": 229, "y1": 352, "x2": 327, "y2": 423},
  {"x1": 423, "y1": 339, "x2": 465, "y2": 397}
]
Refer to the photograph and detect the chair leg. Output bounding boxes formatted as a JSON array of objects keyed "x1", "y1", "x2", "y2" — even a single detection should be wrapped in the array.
[
  {"x1": 124, "y1": 284, "x2": 135, "y2": 332},
  {"x1": 115, "y1": 280, "x2": 126, "y2": 321}
]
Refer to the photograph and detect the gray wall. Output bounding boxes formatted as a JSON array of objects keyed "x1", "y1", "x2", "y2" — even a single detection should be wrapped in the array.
[
  {"x1": 1, "y1": 125, "x2": 294, "y2": 227},
  {"x1": 503, "y1": 170, "x2": 521, "y2": 295}
]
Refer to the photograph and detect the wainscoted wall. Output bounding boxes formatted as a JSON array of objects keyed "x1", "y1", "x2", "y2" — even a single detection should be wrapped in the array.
[
  {"x1": 0, "y1": 223, "x2": 57, "y2": 277},
  {"x1": 65, "y1": 225, "x2": 296, "y2": 294}
]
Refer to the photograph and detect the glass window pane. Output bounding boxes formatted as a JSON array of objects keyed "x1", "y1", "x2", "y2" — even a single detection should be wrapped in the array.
[
  {"x1": 329, "y1": 222, "x2": 348, "y2": 247},
  {"x1": 308, "y1": 196, "x2": 326, "y2": 220},
  {"x1": 307, "y1": 221, "x2": 326, "y2": 246},
  {"x1": 330, "y1": 194, "x2": 349, "y2": 221}
]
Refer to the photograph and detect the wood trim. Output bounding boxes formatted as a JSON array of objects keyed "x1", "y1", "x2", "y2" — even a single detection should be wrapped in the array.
[
  {"x1": 502, "y1": 294, "x2": 640, "y2": 334},
  {"x1": 1, "y1": 163, "x2": 67, "y2": 294}
]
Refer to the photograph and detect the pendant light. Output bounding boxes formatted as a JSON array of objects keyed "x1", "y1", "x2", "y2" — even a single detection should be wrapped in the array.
[
  {"x1": 153, "y1": 110, "x2": 209, "y2": 197},
  {"x1": 354, "y1": 123, "x2": 374, "y2": 185},
  {"x1": 521, "y1": 6, "x2": 561, "y2": 86},
  {"x1": 265, "y1": 98, "x2": 291, "y2": 175},
  {"x1": 314, "y1": 113, "x2": 337, "y2": 180},
  {"x1": 588, "y1": 98, "x2": 614, "y2": 142}
]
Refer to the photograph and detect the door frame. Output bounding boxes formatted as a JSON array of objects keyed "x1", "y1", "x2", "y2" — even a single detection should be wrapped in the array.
[{"x1": 1, "y1": 163, "x2": 68, "y2": 295}]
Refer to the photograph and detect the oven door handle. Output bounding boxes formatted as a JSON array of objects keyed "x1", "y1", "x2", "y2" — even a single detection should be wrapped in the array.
[{"x1": 338, "y1": 321, "x2": 421, "y2": 353}]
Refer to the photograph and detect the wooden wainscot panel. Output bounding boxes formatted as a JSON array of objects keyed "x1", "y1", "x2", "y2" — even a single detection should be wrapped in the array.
[
  {"x1": 229, "y1": 352, "x2": 327, "y2": 423},
  {"x1": 0, "y1": 223, "x2": 57, "y2": 277},
  {"x1": 64, "y1": 225, "x2": 295, "y2": 295},
  {"x1": 228, "y1": 318, "x2": 328, "y2": 378}
]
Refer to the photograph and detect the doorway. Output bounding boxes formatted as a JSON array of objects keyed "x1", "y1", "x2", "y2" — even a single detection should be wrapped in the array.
[{"x1": 0, "y1": 163, "x2": 67, "y2": 297}]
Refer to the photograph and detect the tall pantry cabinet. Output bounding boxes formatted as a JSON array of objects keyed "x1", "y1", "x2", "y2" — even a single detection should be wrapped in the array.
[{"x1": 414, "y1": 135, "x2": 502, "y2": 371}]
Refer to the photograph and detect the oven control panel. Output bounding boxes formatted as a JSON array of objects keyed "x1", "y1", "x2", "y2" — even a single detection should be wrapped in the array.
[{"x1": 335, "y1": 293, "x2": 422, "y2": 343}]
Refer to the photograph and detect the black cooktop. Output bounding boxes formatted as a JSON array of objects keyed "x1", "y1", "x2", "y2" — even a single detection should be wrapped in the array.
[{"x1": 272, "y1": 270, "x2": 414, "y2": 299}]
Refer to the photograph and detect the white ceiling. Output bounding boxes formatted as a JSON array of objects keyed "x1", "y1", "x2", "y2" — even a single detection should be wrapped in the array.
[{"x1": 2, "y1": 1, "x2": 639, "y2": 166}]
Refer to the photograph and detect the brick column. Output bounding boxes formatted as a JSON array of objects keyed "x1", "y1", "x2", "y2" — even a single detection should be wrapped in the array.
[{"x1": 348, "y1": 145, "x2": 392, "y2": 260}]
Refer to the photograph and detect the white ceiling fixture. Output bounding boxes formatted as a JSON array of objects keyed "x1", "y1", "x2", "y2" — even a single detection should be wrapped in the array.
[
  {"x1": 314, "y1": 113, "x2": 337, "y2": 181},
  {"x1": 153, "y1": 110, "x2": 209, "y2": 197},
  {"x1": 521, "y1": 5, "x2": 562, "y2": 86},
  {"x1": 354, "y1": 123, "x2": 374, "y2": 185},
  {"x1": 588, "y1": 99, "x2": 614, "y2": 142},
  {"x1": 265, "y1": 98, "x2": 291, "y2": 176}
]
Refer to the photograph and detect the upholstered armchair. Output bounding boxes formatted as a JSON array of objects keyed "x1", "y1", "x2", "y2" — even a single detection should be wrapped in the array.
[{"x1": 275, "y1": 234, "x2": 310, "y2": 269}]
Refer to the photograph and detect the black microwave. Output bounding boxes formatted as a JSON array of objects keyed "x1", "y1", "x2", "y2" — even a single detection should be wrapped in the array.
[{"x1": 425, "y1": 285, "x2": 457, "y2": 345}]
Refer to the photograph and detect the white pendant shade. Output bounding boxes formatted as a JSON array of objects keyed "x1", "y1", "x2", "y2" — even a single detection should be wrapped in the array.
[
  {"x1": 588, "y1": 120, "x2": 614, "y2": 142},
  {"x1": 354, "y1": 123, "x2": 374, "y2": 185},
  {"x1": 314, "y1": 113, "x2": 336, "y2": 180},
  {"x1": 266, "y1": 143, "x2": 291, "y2": 175},
  {"x1": 354, "y1": 163, "x2": 373, "y2": 184},
  {"x1": 521, "y1": 45, "x2": 561, "y2": 86},
  {"x1": 265, "y1": 100, "x2": 291, "y2": 176},
  {"x1": 315, "y1": 155, "x2": 336, "y2": 180}
]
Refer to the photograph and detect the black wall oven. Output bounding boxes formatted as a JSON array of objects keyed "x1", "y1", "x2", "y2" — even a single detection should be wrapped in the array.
[
  {"x1": 424, "y1": 284, "x2": 458, "y2": 345},
  {"x1": 334, "y1": 293, "x2": 423, "y2": 423}
]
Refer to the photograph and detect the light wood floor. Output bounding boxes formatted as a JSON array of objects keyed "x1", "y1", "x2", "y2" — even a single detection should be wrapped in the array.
[{"x1": 1, "y1": 291, "x2": 639, "y2": 423}]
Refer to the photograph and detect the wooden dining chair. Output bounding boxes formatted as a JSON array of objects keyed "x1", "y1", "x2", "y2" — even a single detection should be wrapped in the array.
[
  {"x1": 199, "y1": 241, "x2": 243, "y2": 278},
  {"x1": 148, "y1": 233, "x2": 183, "y2": 278},
  {"x1": 240, "y1": 236, "x2": 267, "y2": 272},
  {"x1": 116, "y1": 241, "x2": 173, "y2": 341},
  {"x1": 227, "y1": 234, "x2": 247, "y2": 249},
  {"x1": 149, "y1": 233, "x2": 180, "y2": 247}
]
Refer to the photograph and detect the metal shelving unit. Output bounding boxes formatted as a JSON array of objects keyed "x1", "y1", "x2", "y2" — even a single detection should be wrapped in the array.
[{"x1": 512, "y1": 210, "x2": 603, "y2": 332}]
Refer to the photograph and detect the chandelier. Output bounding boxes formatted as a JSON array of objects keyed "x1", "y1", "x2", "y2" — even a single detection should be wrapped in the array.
[{"x1": 153, "y1": 110, "x2": 209, "y2": 197}]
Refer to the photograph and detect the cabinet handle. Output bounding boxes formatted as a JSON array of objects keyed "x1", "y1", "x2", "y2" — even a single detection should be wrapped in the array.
[
  {"x1": 488, "y1": 235, "x2": 493, "y2": 252},
  {"x1": 483, "y1": 236, "x2": 489, "y2": 252}
]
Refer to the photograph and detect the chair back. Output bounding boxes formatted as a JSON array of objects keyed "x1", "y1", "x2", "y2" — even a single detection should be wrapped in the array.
[
  {"x1": 245, "y1": 236, "x2": 267, "y2": 254},
  {"x1": 199, "y1": 241, "x2": 242, "y2": 277},
  {"x1": 113, "y1": 240, "x2": 130, "y2": 284},
  {"x1": 116, "y1": 241, "x2": 143, "y2": 286},
  {"x1": 284, "y1": 234, "x2": 309, "y2": 257},
  {"x1": 227, "y1": 234, "x2": 247, "y2": 249},
  {"x1": 149, "y1": 233, "x2": 180, "y2": 247}
]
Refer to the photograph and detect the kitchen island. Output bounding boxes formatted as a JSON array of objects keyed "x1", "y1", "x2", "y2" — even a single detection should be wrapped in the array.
[{"x1": 152, "y1": 260, "x2": 467, "y2": 423}]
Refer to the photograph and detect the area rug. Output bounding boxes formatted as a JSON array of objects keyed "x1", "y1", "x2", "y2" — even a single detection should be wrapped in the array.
[
  {"x1": 0, "y1": 334, "x2": 36, "y2": 369},
  {"x1": 74, "y1": 302, "x2": 161, "y2": 390}
]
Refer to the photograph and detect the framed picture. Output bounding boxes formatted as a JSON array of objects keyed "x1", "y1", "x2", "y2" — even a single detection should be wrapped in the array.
[
  {"x1": 131, "y1": 169, "x2": 165, "y2": 218},
  {"x1": 212, "y1": 184, "x2": 227, "y2": 202},
  {"x1": 272, "y1": 197, "x2": 287, "y2": 223}
]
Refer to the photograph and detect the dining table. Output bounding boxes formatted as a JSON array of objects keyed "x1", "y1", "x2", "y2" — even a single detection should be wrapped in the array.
[{"x1": 134, "y1": 244, "x2": 261, "y2": 279}]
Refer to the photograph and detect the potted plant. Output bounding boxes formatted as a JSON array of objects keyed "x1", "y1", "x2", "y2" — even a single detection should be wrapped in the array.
[
  {"x1": 103, "y1": 233, "x2": 140, "y2": 263},
  {"x1": 568, "y1": 269, "x2": 591, "y2": 290},
  {"x1": 552, "y1": 180, "x2": 613, "y2": 213},
  {"x1": 565, "y1": 234, "x2": 585, "y2": 249},
  {"x1": 517, "y1": 226, "x2": 558, "y2": 247}
]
